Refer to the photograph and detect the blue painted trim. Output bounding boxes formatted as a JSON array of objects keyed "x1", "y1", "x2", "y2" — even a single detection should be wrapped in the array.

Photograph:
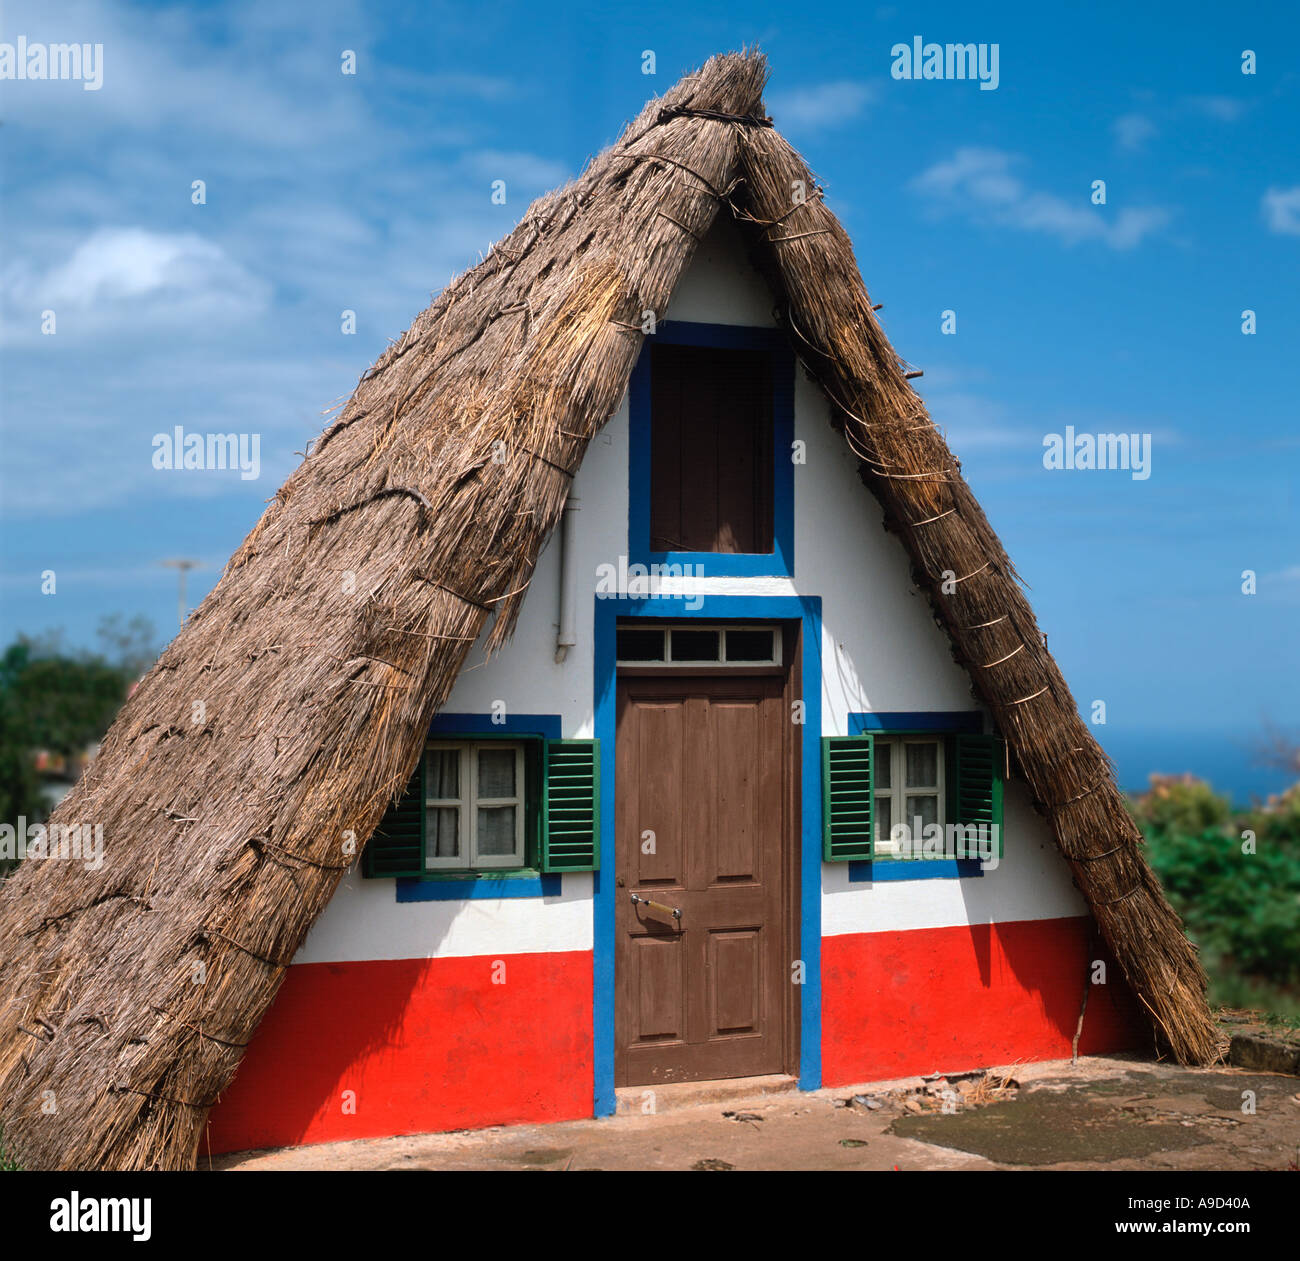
[
  {"x1": 849, "y1": 711, "x2": 982, "y2": 734},
  {"x1": 847, "y1": 859, "x2": 982, "y2": 883},
  {"x1": 397, "y1": 873, "x2": 562, "y2": 901},
  {"x1": 429, "y1": 712, "x2": 562, "y2": 739},
  {"x1": 846, "y1": 710, "x2": 985, "y2": 880},
  {"x1": 645, "y1": 321, "x2": 790, "y2": 350},
  {"x1": 628, "y1": 320, "x2": 795, "y2": 579},
  {"x1": 593, "y1": 593, "x2": 823, "y2": 1116}
]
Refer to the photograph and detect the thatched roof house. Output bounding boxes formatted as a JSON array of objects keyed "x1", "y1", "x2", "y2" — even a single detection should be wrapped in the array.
[{"x1": 0, "y1": 51, "x2": 1216, "y2": 1171}]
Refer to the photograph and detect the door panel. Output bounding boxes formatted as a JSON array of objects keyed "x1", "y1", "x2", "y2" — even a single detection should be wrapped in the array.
[
  {"x1": 713, "y1": 701, "x2": 762, "y2": 882},
  {"x1": 629, "y1": 934, "x2": 684, "y2": 1042},
  {"x1": 615, "y1": 671, "x2": 789, "y2": 1086},
  {"x1": 633, "y1": 701, "x2": 684, "y2": 886},
  {"x1": 710, "y1": 929, "x2": 761, "y2": 1035}
]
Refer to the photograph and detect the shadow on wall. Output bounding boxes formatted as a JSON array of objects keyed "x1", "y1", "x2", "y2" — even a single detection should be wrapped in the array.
[{"x1": 821, "y1": 915, "x2": 1148, "y2": 1087}]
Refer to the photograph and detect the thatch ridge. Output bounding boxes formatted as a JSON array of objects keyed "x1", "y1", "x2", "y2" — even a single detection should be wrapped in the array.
[{"x1": 0, "y1": 51, "x2": 1215, "y2": 1171}]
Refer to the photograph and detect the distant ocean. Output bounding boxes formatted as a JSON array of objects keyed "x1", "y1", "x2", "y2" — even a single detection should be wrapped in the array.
[{"x1": 1095, "y1": 727, "x2": 1295, "y2": 807}]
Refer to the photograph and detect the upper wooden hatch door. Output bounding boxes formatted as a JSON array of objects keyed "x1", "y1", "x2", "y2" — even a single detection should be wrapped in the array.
[{"x1": 614, "y1": 672, "x2": 790, "y2": 1087}]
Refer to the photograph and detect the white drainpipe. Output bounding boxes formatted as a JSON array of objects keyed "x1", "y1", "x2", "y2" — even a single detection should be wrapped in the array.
[{"x1": 554, "y1": 493, "x2": 580, "y2": 664}]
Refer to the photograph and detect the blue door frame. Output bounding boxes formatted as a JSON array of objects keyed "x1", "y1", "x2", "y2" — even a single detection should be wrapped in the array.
[{"x1": 592, "y1": 593, "x2": 823, "y2": 1115}]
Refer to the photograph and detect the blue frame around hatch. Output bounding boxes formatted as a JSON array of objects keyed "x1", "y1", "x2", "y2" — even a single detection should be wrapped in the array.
[
  {"x1": 593, "y1": 594, "x2": 823, "y2": 1117},
  {"x1": 396, "y1": 712, "x2": 564, "y2": 903},
  {"x1": 627, "y1": 320, "x2": 795, "y2": 578},
  {"x1": 844, "y1": 710, "x2": 987, "y2": 884}
]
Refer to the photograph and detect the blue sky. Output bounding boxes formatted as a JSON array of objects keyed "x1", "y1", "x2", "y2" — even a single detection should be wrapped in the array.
[{"x1": 1, "y1": 0, "x2": 1297, "y2": 799}]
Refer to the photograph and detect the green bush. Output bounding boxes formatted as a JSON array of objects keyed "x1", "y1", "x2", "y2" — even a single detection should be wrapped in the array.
[
  {"x1": 1128, "y1": 773, "x2": 1232, "y2": 836},
  {"x1": 1132, "y1": 777, "x2": 1300, "y2": 995}
]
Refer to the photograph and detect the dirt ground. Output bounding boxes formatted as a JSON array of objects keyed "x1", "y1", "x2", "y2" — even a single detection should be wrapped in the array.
[{"x1": 211, "y1": 1053, "x2": 1300, "y2": 1172}]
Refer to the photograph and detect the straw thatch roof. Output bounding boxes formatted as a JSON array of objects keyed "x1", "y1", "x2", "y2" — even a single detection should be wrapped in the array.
[{"x1": 0, "y1": 51, "x2": 1217, "y2": 1171}]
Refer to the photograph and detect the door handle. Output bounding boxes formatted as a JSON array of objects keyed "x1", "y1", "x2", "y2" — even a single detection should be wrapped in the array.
[{"x1": 630, "y1": 893, "x2": 681, "y2": 921}]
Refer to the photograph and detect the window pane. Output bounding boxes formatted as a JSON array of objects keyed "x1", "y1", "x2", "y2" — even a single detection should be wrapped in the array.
[
  {"x1": 905, "y1": 742, "x2": 939, "y2": 788},
  {"x1": 725, "y1": 629, "x2": 775, "y2": 662},
  {"x1": 426, "y1": 807, "x2": 460, "y2": 860},
  {"x1": 426, "y1": 748, "x2": 460, "y2": 798},
  {"x1": 670, "y1": 629, "x2": 720, "y2": 661},
  {"x1": 617, "y1": 628, "x2": 665, "y2": 661},
  {"x1": 477, "y1": 806, "x2": 517, "y2": 857},
  {"x1": 906, "y1": 795, "x2": 939, "y2": 830},
  {"x1": 875, "y1": 794, "x2": 893, "y2": 843},
  {"x1": 477, "y1": 747, "x2": 516, "y2": 799},
  {"x1": 876, "y1": 740, "x2": 892, "y2": 790}
]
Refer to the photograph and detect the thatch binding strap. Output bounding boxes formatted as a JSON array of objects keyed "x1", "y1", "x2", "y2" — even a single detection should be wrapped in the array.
[
  {"x1": 522, "y1": 447, "x2": 579, "y2": 478},
  {"x1": 110, "y1": 1084, "x2": 219, "y2": 1111},
  {"x1": 1007, "y1": 684, "x2": 1051, "y2": 706},
  {"x1": 657, "y1": 105, "x2": 773, "y2": 127},
  {"x1": 309, "y1": 486, "x2": 431, "y2": 529},
  {"x1": 31, "y1": 892, "x2": 151, "y2": 936},
  {"x1": 150, "y1": 1006, "x2": 251, "y2": 1051},
  {"x1": 1043, "y1": 773, "x2": 1112, "y2": 813},
  {"x1": 247, "y1": 836, "x2": 352, "y2": 872},
  {"x1": 199, "y1": 928, "x2": 294, "y2": 971},
  {"x1": 609, "y1": 152, "x2": 742, "y2": 203}
]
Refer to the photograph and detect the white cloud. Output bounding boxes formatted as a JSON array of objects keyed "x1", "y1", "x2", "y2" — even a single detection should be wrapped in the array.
[
  {"x1": 0, "y1": 0, "x2": 371, "y2": 148},
  {"x1": 926, "y1": 392, "x2": 1027, "y2": 449},
  {"x1": 2, "y1": 228, "x2": 270, "y2": 341},
  {"x1": 1185, "y1": 96, "x2": 1247, "y2": 122},
  {"x1": 47, "y1": 228, "x2": 261, "y2": 307},
  {"x1": 1262, "y1": 186, "x2": 1300, "y2": 236},
  {"x1": 910, "y1": 147, "x2": 1170, "y2": 250},
  {"x1": 1111, "y1": 97, "x2": 1247, "y2": 156},
  {"x1": 769, "y1": 80, "x2": 876, "y2": 130},
  {"x1": 1114, "y1": 113, "x2": 1158, "y2": 151},
  {"x1": 1105, "y1": 207, "x2": 1173, "y2": 250}
]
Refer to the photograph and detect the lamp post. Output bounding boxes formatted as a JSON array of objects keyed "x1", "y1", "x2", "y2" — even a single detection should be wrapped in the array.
[{"x1": 159, "y1": 558, "x2": 199, "y2": 628}]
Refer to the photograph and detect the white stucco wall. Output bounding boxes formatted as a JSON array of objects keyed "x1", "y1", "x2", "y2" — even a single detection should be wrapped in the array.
[{"x1": 301, "y1": 219, "x2": 1084, "y2": 965}]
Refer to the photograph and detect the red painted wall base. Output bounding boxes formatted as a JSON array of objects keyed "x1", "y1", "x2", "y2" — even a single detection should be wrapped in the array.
[
  {"x1": 207, "y1": 917, "x2": 1145, "y2": 1154},
  {"x1": 205, "y1": 950, "x2": 593, "y2": 1155},
  {"x1": 821, "y1": 916, "x2": 1146, "y2": 1086}
]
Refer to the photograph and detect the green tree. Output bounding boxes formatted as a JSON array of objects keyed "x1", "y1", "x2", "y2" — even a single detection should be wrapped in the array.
[
  {"x1": 0, "y1": 617, "x2": 158, "y2": 869},
  {"x1": 0, "y1": 692, "x2": 42, "y2": 831}
]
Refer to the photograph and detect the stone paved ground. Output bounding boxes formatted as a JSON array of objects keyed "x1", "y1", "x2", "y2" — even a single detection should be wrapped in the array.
[{"x1": 211, "y1": 1053, "x2": 1300, "y2": 1172}]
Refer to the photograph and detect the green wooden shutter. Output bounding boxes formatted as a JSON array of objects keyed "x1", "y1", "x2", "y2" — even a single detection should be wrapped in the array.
[
  {"x1": 363, "y1": 754, "x2": 425, "y2": 878},
  {"x1": 822, "y1": 734, "x2": 874, "y2": 861},
  {"x1": 949, "y1": 733, "x2": 1005, "y2": 859},
  {"x1": 542, "y1": 738, "x2": 600, "y2": 872}
]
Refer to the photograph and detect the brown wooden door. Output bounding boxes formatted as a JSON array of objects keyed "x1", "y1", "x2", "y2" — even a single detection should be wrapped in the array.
[{"x1": 615, "y1": 672, "x2": 789, "y2": 1086}]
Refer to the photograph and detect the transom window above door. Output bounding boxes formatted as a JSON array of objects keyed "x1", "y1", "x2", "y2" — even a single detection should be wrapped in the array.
[{"x1": 616, "y1": 624, "x2": 782, "y2": 667}]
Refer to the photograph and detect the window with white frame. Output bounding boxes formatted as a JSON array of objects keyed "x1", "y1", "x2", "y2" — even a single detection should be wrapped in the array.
[
  {"x1": 873, "y1": 737, "x2": 944, "y2": 856},
  {"x1": 424, "y1": 741, "x2": 526, "y2": 870}
]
